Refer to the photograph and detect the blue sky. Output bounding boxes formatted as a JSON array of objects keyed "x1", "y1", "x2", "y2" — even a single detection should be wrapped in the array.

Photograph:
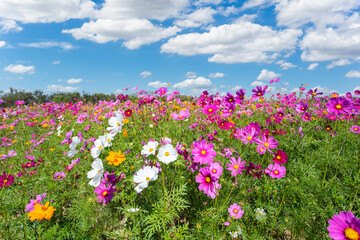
[{"x1": 0, "y1": 0, "x2": 359, "y2": 96}]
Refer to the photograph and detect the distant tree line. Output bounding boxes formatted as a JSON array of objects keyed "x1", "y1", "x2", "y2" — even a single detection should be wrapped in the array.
[{"x1": 0, "y1": 88, "x2": 192, "y2": 107}]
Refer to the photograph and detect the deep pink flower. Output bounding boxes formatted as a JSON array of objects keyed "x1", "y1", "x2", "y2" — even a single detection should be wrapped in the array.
[
  {"x1": 226, "y1": 157, "x2": 246, "y2": 176},
  {"x1": 53, "y1": 171, "x2": 66, "y2": 180},
  {"x1": 272, "y1": 150, "x2": 288, "y2": 164},
  {"x1": 94, "y1": 183, "x2": 115, "y2": 205},
  {"x1": 209, "y1": 162, "x2": 223, "y2": 178},
  {"x1": 265, "y1": 164, "x2": 286, "y2": 179},
  {"x1": 171, "y1": 109, "x2": 191, "y2": 120},
  {"x1": 327, "y1": 97, "x2": 353, "y2": 116},
  {"x1": 191, "y1": 140, "x2": 217, "y2": 165},
  {"x1": 234, "y1": 127, "x2": 258, "y2": 145},
  {"x1": 228, "y1": 203, "x2": 244, "y2": 219},
  {"x1": 350, "y1": 126, "x2": 360, "y2": 133},
  {"x1": 0, "y1": 172, "x2": 14, "y2": 188},
  {"x1": 302, "y1": 112, "x2": 311, "y2": 122},
  {"x1": 328, "y1": 211, "x2": 360, "y2": 240},
  {"x1": 251, "y1": 86, "x2": 266, "y2": 100},
  {"x1": 255, "y1": 135, "x2": 278, "y2": 154},
  {"x1": 25, "y1": 193, "x2": 46, "y2": 211},
  {"x1": 195, "y1": 166, "x2": 218, "y2": 199},
  {"x1": 203, "y1": 104, "x2": 218, "y2": 115},
  {"x1": 155, "y1": 87, "x2": 167, "y2": 97},
  {"x1": 296, "y1": 101, "x2": 308, "y2": 113}
]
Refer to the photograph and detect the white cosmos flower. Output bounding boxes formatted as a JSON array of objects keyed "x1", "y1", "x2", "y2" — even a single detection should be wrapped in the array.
[
  {"x1": 133, "y1": 166, "x2": 159, "y2": 193},
  {"x1": 91, "y1": 135, "x2": 106, "y2": 158},
  {"x1": 141, "y1": 141, "x2": 159, "y2": 157},
  {"x1": 87, "y1": 158, "x2": 104, "y2": 187},
  {"x1": 157, "y1": 144, "x2": 178, "y2": 164},
  {"x1": 255, "y1": 208, "x2": 267, "y2": 221},
  {"x1": 107, "y1": 110, "x2": 124, "y2": 136},
  {"x1": 103, "y1": 133, "x2": 113, "y2": 148},
  {"x1": 68, "y1": 136, "x2": 81, "y2": 158}
]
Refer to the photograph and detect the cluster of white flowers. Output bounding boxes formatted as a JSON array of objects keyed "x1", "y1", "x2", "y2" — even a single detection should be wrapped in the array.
[
  {"x1": 255, "y1": 208, "x2": 267, "y2": 221},
  {"x1": 229, "y1": 227, "x2": 242, "y2": 239}
]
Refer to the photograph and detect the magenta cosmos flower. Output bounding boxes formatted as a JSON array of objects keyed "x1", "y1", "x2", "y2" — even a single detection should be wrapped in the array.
[
  {"x1": 53, "y1": 171, "x2": 66, "y2": 180},
  {"x1": 203, "y1": 104, "x2": 218, "y2": 115},
  {"x1": 226, "y1": 157, "x2": 246, "y2": 176},
  {"x1": 191, "y1": 140, "x2": 217, "y2": 165},
  {"x1": 155, "y1": 87, "x2": 167, "y2": 97},
  {"x1": 265, "y1": 164, "x2": 286, "y2": 179},
  {"x1": 327, "y1": 97, "x2": 353, "y2": 116},
  {"x1": 272, "y1": 150, "x2": 288, "y2": 164},
  {"x1": 255, "y1": 135, "x2": 279, "y2": 154},
  {"x1": 170, "y1": 109, "x2": 191, "y2": 120},
  {"x1": 209, "y1": 162, "x2": 223, "y2": 178},
  {"x1": 328, "y1": 211, "x2": 360, "y2": 240},
  {"x1": 94, "y1": 183, "x2": 115, "y2": 205},
  {"x1": 0, "y1": 172, "x2": 15, "y2": 188},
  {"x1": 195, "y1": 166, "x2": 218, "y2": 199},
  {"x1": 251, "y1": 86, "x2": 266, "y2": 100},
  {"x1": 228, "y1": 203, "x2": 244, "y2": 219},
  {"x1": 25, "y1": 193, "x2": 46, "y2": 211},
  {"x1": 350, "y1": 126, "x2": 360, "y2": 133}
]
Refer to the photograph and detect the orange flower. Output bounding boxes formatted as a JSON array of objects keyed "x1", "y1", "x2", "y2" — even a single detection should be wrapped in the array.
[
  {"x1": 106, "y1": 151, "x2": 126, "y2": 166},
  {"x1": 123, "y1": 129, "x2": 128, "y2": 137},
  {"x1": 28, "y1": 202, "x2": 56, "y2": 221}
]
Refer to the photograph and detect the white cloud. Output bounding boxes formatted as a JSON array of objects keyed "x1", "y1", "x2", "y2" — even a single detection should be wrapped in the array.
[
  {"x1": 148, "y1": 81, "x2": 167, "y2": 88},
  {"x1": 250, "y1": 80, "x2": 266, "y2": 86},
  {"x1": 241, "y1": 0, "x2": 274, "y2": 11},
  {"x1": 220, "y1": 6, "x2": 240, "y2": 17},
  {"x1": 280, "y1": 62, "x2": 297, "y2": 70},
  {"x1": 0, "y1": 0, "x2": 96, "y2": 23},
  {"x1": 53, "y1": 60, "x2": 61, "y2": 64},
  {"x1": 186, "y1": 71, "x2": 197, "y2": 78},
  {"x1": 307, "y1": 63, "x2": 319, "y2": 70},
  {"x1": 345, "y1": 70, "x2": 360, "y2": 78},
  {"x1": 174, "y1": 7, "x2": 217, "y2": 28},
  {"x1": 66, "y1": 78, "x2": 83, "y2": 84},
  {"x1": 257, "y1": 69, "x2": 281, "y2": 81},
  {"x1": 276, "y1": 0, "x2": 360, "y2": 28},
  {"x1": 173, "y1": 76, "x2": 213, "y2": 89},
  {"x1": 45, "y1": 84, "x2": 80, "y2": 92},
  {"x1": 196, "y1": 0, "x2": 222, "y2": 5},
  {"x1": 0, "y1": 19, "x2": 23, "y2": 33},
  {"x1": 20, "y1": 41, "x2": 76, "y2": 50},
  {"x1": 230, "y1": 85, "x2": 242, "y2": 91},
  {"x1": 140, "y1": 71, "x2": 152, "y2": 78},
  {"x1": 161, "y1": 19, "x2": 302, "y2": 64},
  {"x1": 63, "y1": 18, "x2": 180, "y2": 49},
  {"x1": 4, "y1": 64, "x2": 35, "y2": 74},
  {"x1": 326, "y1": 59, "x2": 352, "y2": 69},
  {"x1": 312, "y1": 85, "x2": 337, "y2": 96},
  {"x1": 209, "y1": 72, "x2": 225, "y2": 78},
  {"x1": 301, "y1": 28, "x2": 360, "y2": 61},
  {"x1": 114, "y1": 89, "x2": 123, "y2": 94},
  {"x1": 0, "y1": 41, "x2": 5, "y2": 48}
]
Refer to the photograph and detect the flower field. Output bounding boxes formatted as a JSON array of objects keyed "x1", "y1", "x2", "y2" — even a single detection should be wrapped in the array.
[{"x1": 1, "y1": 85, "x2": 360, "y2": 239}]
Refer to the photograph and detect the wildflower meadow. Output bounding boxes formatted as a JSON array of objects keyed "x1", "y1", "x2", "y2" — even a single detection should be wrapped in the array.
[{"x1": 1, "y1": 83, "x2": 360, "y2": 239}]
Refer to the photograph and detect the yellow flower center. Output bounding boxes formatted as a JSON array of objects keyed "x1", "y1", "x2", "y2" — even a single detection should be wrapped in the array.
[
  {"x1": 41, "y1": 205, "x2": 48, "y2": 211},
  {"x1": 179, "y1": 116, "x2": 183, "y2": 118},
  {"x1": 98, "y1": 146, "x2": 102, "y2": 150},
  {"x1": 117, "y1": 122, "x2": 120, "y2": 126},
  {"x1": 146, "y1": 177, "x2": 150, "y2": 181},
  {"x1": 165, "y1": 152, "x2": 170, "y2": 157},
  {"x1": 276, "y1": 156, "x2": 281, "y2": 160},
  {"x1": 205, "y1": 177, "x2": 211, "y2": 183},
  {"x1": 229, "y1": 109, "x2": 232, "y2": 112},
  {"x1": 274, "y1": 170, "x2": 279, "y2": 175},
  {"x1": 102, "y1": 191, "x2": 108, "y2": 196},
  {"x1": 335, "y1": 104, "x2": 342, "y2": 109},
  {"x1": 212, "y1": 169, "x2": 217, "y2": 173},
  {"x1": 233, "y1": 209, "x2": 238, "y2": 213},
  {"x1": 3, "y1": 179, "x2": 8, "y2": 183},
  {"x1": 264, "y1": 143, "x2": 269, "y2": 148},
  {"x1": 355, "y1": 128, "x2": 359, "y2": 131},
  {"x1": 247, "y1": 136, "x2": 252, "y2": 140},
  {"x1": 107, "y1": 138, "x2": 111, "y2": 142},
  {"x1": 234, "y1": 164, "x2": 239, "y2": 169},
  {"x1": 208, "y1": 109, "x2": 213, "y2": 112},
  {"x1": 257, "y1": 92, "x2": 261, "y2": 96},
  {"x1": 201, "y1": 150, "x2": 206, "y2": 155},
  {"x1": 344, "y1": 228, "x2": 359, "y2": 240},
  {"x1": 57, "y1": 176, "x2": 61, "y2": 179},
  {"x1": 149, "y1": 148, "x2": 154, "y2": 152},
  {"x1": 97, "y1": 170, "x2": 101, "y2": 174}
]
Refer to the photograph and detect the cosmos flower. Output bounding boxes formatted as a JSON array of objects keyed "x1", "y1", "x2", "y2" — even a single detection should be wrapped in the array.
[
  {"x1": 0, "y1": 172, "x2": 14, "y2": 188},
  {"x1": 251, "y1": 86, "x2": 266, "y2": 100},
  {"x1": 87, "y1": 158, "x2": 104, "y2": 187},
  {"x1": 157, "y1": 144, "x2": 178, "y2": 164},
  {"x1": 203, "y1": 104, "x2": 218, "y2": 115},
  {"x1": 106, "y1": 150, "x2": 126, "y2": 166},
  {"x1": 208, "y1": 162, "x2": 223, "y2": 178},
  {"x1": 25, "y1": 193, "x2": 46, "y2": 212},
  {"x1": 133, "y1": 166, "x2": 159, "y2": 193},
  {"x1": 255, "y1": 208, "x2": 267, "y2": 221},
  {"x1": 255, "y1": 135, "x2": 279, "y2": 154},
  {"x1": 228, "y1": 203, "x2": 244, "y2": 219},
  {"x1": 141, "y1": 141, "x2": 159, "y2": 157},
  {"x1": 53, "y1": 171, "x2": 66, "y2": 180},
  {"x1": 195, "y1": 166, "x2": 218, "y2": 199},
  {"x1": 265, "y1": 164, "x2": 286, "y2": 179},
  {"x1": 226, "y1": 157, "x2": 246, "y2": 177},
  {"x1": 272, "y1": 150, "x2": 288, "y2": 164},
  {"x1": 326, "y1": 97, "x2": 353, "y2": 116},
  {"x1": 28, "y1": 202, "x2": 56, "y2": 221},
  {"x1": 94, "y1": 183, "x2": 115, "y2": 205},
  {"x1": 107, "y1": 110, "x2": 124, "y2": 136},
  {"x1": 296, "y1": 101, "x2": 308, "y2": 113},
  {"x1": 171, "y1": 109, "x2": 191, "y2": 120},
  {"x1": 91, "y1": 135, "x2": 106, "y2": 158},
  {"x1": 350, "y1": 125, "x2": 360, "y2": 133},
  {"x1": 191, "y1": 140, "x2": 217, "y2": 165},
  {"x1": 68, "y1": 136, "x2": 81, "y2": 158},
  {"x1": 328, "y1": 211, "x2": 360, "y2": 240}
]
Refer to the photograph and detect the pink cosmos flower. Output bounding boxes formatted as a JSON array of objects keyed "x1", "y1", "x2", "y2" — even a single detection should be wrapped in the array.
[
  {"x1": 209, "y1": 162, "x2": 223, "y2": 178},
  {"x1": 228, "y1": 203, "x2": 244, "y2": 219},
  {"x1": 265, "y1": 164, "x2": 286, "y2": 179},
  {"x1": 328, "y1": 211, "x2": 360, "y2": 240},
  {"x1": 25, "y1": 193, "x2": 46, "y2": 211},
  {"x1": 255, "y1": 135, "x2": 278, "y2": 154},
  {"x1": 155, "y1": 87, "x2": 167, "y2": 97},
  {"x1": 0, "y1": 172, "x2": 14, "y2": 188},
  {"x1": 191, "y1": 140, "x2": 217, "y2": 165},
  {"x1": 53, "y1": 171, "x2": 66, "y2": 180},
  {"x1": 350, "y1": 125, "x2": 360, "y2": 133},
  {"x1": 203, "y1": 104, "x2": 218, "y2": 115},
  {"x1": 272, "y1": 150, "x2": 288, "y2": 164},
  {"x1": 226, "y1": 157, "x2": 246, "y2": 176},
  {"x1": 94, "y1": 183, "x2": 115, "y2": 205},
  {"x1": 171, "y1": 109, "x2": 191, "y2": 120},
  {"x1": 296, "y1": 101, "x2": 308, "y2": 113},
  {"x1": 302, "y1": 112, "x2": 311, "y2": 122},
  {"x1": 326, "y1": 97, "x2": 353, "y2": 116},
  {"x1": 234, "y1": 127, "x2": 258, "y2": 145},
  {"x1": 195, "y1": 166, "x2": 218, "y2": 199}
]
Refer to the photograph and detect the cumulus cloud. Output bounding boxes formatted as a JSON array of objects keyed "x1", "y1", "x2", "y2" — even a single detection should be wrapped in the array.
[
  {"x1": 230, "y1": 85, "x2": 242, "y2": 91},
  {"x1": 0, "y1": 0, "x2": 96, "y2": 23},
  {"x1": 45, "y1": 84, "x2": 80, "y2": 92},
  {"x1": 173, "y1": 76, "x2": 213, "y2": 90},
  {"x1": 161, "y1": 19, "x2": 302, "y2": 64},
  {"x1": 63, "y1": 18, "x2": 180, "y2": 49},
  {"x1": 0, "y1": 19, "x2": 22, "y2": 33},
  {"x1": 345, "y1": 70, "x2": 360, "y2": 78},
  {"x1": 20, "y1": 41, "x2": 76, "y2": 50},
  {"x1": 140, "y1": 71, "x2": 152, "y2": 78},
  {"x1": 148, "y1": 81, "x2": 167, "y2": 88},
  {"x1": 174, "y1": 7, "x2": 217, "y2": 28},
  {"x1": 209, "y1": 72, "x2": 225, "y2": 78},
  {"x1": 250, "y1": 80, "x2": 266, "y2": 86},
  {"x1": 326, "y1": 59, "x2": 352, "y2": 69},
  {"x1": 0, "y1": 41, "x2": 5, "y2": 48},
  {"x1": 280, "y1": 62, "x2": 297, "y2": 70},
  {"x1": 4, "y1": 64, "x2": 35, "y2": 74},
  {"x1": 307, "y1": 63, "x2": 319, "y2": 70},
  {"x1": 66, "y1": 78, "x2": 83, "y2": 84},
  {"x1": 53, "y1": 60, "x2": 61, "y2": 64},
  {"x1": 241, "y1": 0, "x2": 274, "y2": 11},
  {"x1": 257, "y1": 69, "x2": 281, "y2": 81},
  {"x1": 186, "y1": 72, "x2": 197, "y2": 78}
]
